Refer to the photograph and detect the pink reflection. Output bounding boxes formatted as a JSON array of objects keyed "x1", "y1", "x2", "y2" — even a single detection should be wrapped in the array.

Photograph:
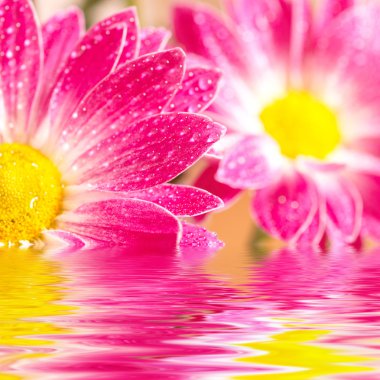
[
  {"x1": 6, "y1": 245, "x2": 380, "y2": 379},
  {"x1": 19, "y1": 246, "x2": 257, "y2": 379}
]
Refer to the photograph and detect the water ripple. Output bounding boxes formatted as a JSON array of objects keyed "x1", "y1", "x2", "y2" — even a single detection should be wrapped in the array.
[{"x1": 1, "y1": 246, "x2": 380, "y2": 379}]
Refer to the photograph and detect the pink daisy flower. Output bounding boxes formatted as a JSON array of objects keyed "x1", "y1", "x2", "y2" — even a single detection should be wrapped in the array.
[
  {"x1": 0, "y1": 0, "x2": 226, "y2": 249},
  {"x1": 174, "y1": 0, "x2": 380, "y2": 246}
]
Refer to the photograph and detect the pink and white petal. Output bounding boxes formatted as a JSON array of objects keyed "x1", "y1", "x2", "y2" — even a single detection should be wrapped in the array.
[
  {"x1": 252, "y1": 169, "x2": 319, "y2": 242},
  {"x1": 185, "y1": 52, "x2": 216, "y2": 68},
  {"x1": 69, "y1": 113, "x2": 225, "y2": 192},
  {"x1": 297, "y1": 156, "x2": 346, "y2": 173},
  {"x1": 48, "y1": 22, "x2": 125, "y2": 142},
  {"x1": 295, "y1": 203, "x2": 326, "y2": 247},
  {"x1": 339, "y1": 150, "x2": 380, "y2": 241},
  {"x1": 116, "y1": 8, "x2": 140, "y2": 63},
  {"x1": 43, "y1": 229, "x2": 86, "y2": 249},
  {"x1": 289, "y1": 0, "x2": 312, "y2": 87},
  {"x1": 164, "y1": 66, "x2": 221, "y2": 113},
  {"x1": 42, "y1": 8, "x2": 84, "y2": 76},
  {"x1": 180, "y1": 222, "x2": 224, "y2": 253},
  {"x1": 129, "y1": 184, "x2": 223, "y2": 217},
  {"x1": 314, "y1": 0, "x2": 355, "y2": 36},
  {"x1": 337, "y1": 149, "x2": 380, "y2": 177},
  {"x1": 194, "y1": 160, "x2": 242, "y2": 207},
  {"x1": 173, "y1": 4, "x2": 250, "y2": 76},
  {"x1": 93, "y1": 8, "x2": 139, "y2": 65},
  {"x1": 216, "y1": 135, "x2": 283, "y2": 190},
  {"x1": 57, "y1": 198, "x2": 181, "y2": 247},
  {"x1": 54, "y1": 49, "x2": 185, "y2": 162},
  {"x1": 223, "y1": 0, "x2": 291, "y2": 67},
  {"x1": 204, "y1": 127, "x2": 244, "y2": 158},
  {"x1": 31, "y1": 7, "x2": 84, "y2": 130},
  {"x1": 193, "y1": 160, "x2": 242, "y2": 223},
  {"x1": 350, "y1": 171, "x2": 380, "y2": 240},
  {"x1": 0, "y1": 0, "x2": 42, "y2": 142},
  {"x1": 139, "y1": 27, "x2": 171, "y2": 56},
  {"x1": 207, "y1": 78, "x2": 263, "y2": 133},
  {"x1": 314, "y1": 4, "x2": 380, "y2": 129},
  {"x1": 317, "y1": 174, "x2": 362, "y2": 243},
  {"x1": 350, "y1": 136, "x2": 380, "y2": 158}
]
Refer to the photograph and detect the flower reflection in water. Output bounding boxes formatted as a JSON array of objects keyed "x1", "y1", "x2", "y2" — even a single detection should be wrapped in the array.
[
  {"x1": 1, "y1": 245, "x2": 380, "y2": 379},
  {"x1": 232, "y1": 248, "x2": 380, "y2": 379}
]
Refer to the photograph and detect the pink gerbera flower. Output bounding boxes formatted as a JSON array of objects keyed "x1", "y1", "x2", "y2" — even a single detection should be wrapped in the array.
[
  {"x1": 174, "y1": 0, "x2": 380, "y2": 245},
  {"x1": 0, "y1": 0, "x2": 226, "y2": 249}
]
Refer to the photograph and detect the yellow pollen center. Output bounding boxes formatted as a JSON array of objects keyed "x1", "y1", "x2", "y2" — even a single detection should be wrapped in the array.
[
  {"x1": 0, "y1": 143, "x2": 63, "y2": 245},
  {"x1": 260, "y1": 91, "x2": 341, "y2": 159}
]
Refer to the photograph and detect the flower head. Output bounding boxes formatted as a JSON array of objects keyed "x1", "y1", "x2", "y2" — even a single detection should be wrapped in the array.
[
  {"x1": 0, "y1": 0, "x2": 225, "y2": 249},
  {"x1": 174, "y1": 0, "x2": 380, "y2": 245}
]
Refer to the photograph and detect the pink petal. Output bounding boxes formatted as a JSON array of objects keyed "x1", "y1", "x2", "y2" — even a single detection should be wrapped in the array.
[
  {"x1": 216, "y1": 135, "x2": 283, "y2": 189},
  {"x1": 54, "y1": 49, "x2": 185, "y2": 159},
  {"x1": 205, "y1": 131, "x2": 242, "y2": 158},
  {"x1": 180, "y1": 222, "x2": 224, "y2": 252},
  {"x1": 139, "y1": 27, "x2": 171, "y2": 56},
  {"x1": 350, "y1": 171, "x2": 380, "y2": 240},
  {"x1": 297, "y1": 159, "x2": 361, "y2": 244},
  {"x1": 42, "y1": 8, "x2": 84, "y2": 73},
  {"x1": 231, "y1": 0, "x2": 311, "y2": 80},
  {"x1": 314, "y1": 3, "x2": 380, "y2": 127},
  {"x1": 44, "y1": 229, "x2": 86, "y2": 249},
  {"x1": 295, "y1": 205, "x2": 326, "y2": 246},
  {"x1": 224, "y1": 0, "x2": 290, "y2": 64},
  {"x1": 289, "y1": 0, "x2": 311, "y2": 86},
  {"x1": 298, "y1": 157, "x2": 346, "y2": 173},
  {"x1": 315, "y1": 0, "x2": 355, "y2": 33},
  {"x1": 96, "y1": 8, "x2": 139, "y2": 65},
  {"x1": 58, "y1": 198, "x2": 181, "y2": 247},
  {"x1": 31, "y1": 7, "x2": 84, "y2": 130},
  {"x1": 164, "y1": 66, "x2": 221, "y2": 113},
  {"x1": 117, "y1": 8, "x2": 140, "y2": 63},
  {"x1": 185, "y1": 52, "x2": 216, "y2": 68},
  {"x1": 0, "y1": 0, "x2": 42, "y2": 141},
  {"x1": 318, "y1": 174, "x2": 362, "y2": 243},
  {"x1": 252, "y1": 169, "x2": 318, "y2": 242},
  {"x1": 173, "y1": 4, "x2": 250, "y2": 76},
  {"x1": 343, "y1": 150, "x2": 380, "y2": 177},
  {"x1": 71, "y1": 113, "x2": 225, "y2": 192},
  {"x1": 48, "y1": 21, "x2": 125, "y2": 141},
  {"x1": 350, "y1": 136, "x2": 380, "y2": 158},
  {"x1": 193, "y1": 160, "x2": 242, "y2": 223},
  {"x1": 194, "y1": 160, "x2": 242, "y2": 206},
  {"x1": 129, "y1": 184, "x2": 223, "y2": 217},
  {"x1": 206, "y1": 80, "x2": 256, "y2": 131}
]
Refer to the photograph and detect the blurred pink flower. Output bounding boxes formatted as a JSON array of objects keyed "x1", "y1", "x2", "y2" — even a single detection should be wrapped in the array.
[
  {"x1": 0, "y1": 0, "x2": 225, "y2": 249},
  {"x1": 174, "y1": 0, "x2": 380, "y2": 246}
]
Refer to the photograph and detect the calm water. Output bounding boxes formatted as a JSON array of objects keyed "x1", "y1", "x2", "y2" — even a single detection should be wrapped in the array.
[{"x1": 1, "y1": 244, "x2": 380, "y2": 379}]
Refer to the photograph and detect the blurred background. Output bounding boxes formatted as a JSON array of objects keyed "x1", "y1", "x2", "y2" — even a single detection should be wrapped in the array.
[{"x1": 35, "y1": 0, "x2": 220, "y2": 24}]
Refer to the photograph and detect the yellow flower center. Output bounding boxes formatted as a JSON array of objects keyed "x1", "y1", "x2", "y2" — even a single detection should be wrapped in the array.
[
  {"x1": 260, "y1": 91, "x2": 341, "y2": 159},
  {"x1": 0, "y1": 144, "x2": 63, "y2": 245}
]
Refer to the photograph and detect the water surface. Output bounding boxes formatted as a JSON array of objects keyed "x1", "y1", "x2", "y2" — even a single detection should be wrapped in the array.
[{"x1": 1, "y1": 245, "x2": 380, "y2": 379}]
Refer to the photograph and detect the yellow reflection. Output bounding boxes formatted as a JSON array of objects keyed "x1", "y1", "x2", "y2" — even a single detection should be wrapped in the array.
[
  {"x1": 235, "y1": 328, "x2": 373, "y2": 379},
  {"x1": 0, "y1": 374, "x2": 20, "y2": 380},
  {"x1": 0, "y1": 248, "x2": 73, "y2": 377}
]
